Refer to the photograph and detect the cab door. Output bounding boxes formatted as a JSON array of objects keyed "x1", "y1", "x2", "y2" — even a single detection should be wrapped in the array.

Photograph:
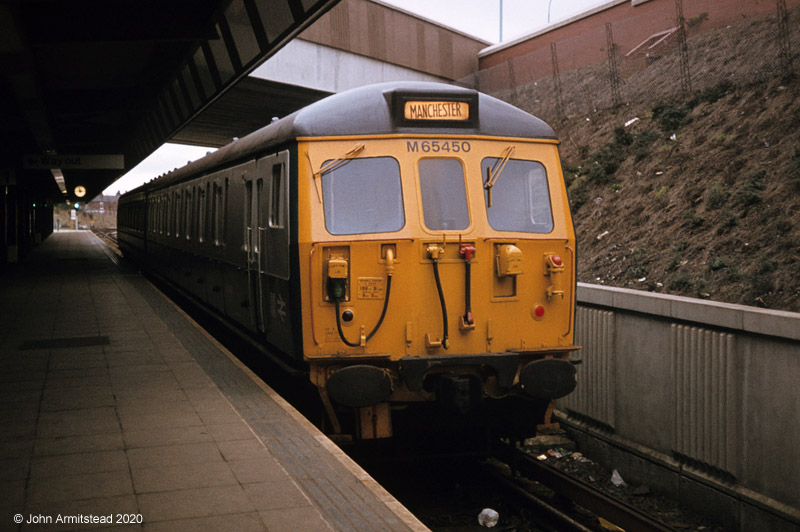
[
  {"x1": 244, "y1": 173, "x2": 266, "y2": 334},
  {"x1": 255, "y1": 151, "x2": 292, "y2": 352},
  {"x1": 261, "y1": 151, "x2": 290, "y2": 279}
]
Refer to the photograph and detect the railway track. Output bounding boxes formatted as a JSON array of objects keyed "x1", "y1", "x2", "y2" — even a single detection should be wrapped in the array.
[
  {"x1": 92, "y1": 227, "x2": 117, "y2": 245},
  {"x1": 488, "y1": 439, "x2": 677, "y2": 532}
]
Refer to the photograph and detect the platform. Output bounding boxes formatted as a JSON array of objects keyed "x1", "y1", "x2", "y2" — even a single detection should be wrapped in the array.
[{"x1": 0, "y1": 231, "x2": 428, "y2": 532}]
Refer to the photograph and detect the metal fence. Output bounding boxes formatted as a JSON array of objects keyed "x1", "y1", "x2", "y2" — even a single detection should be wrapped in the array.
[{"x1": 459, "y1": 1, "x2": 799, "y2": 122}]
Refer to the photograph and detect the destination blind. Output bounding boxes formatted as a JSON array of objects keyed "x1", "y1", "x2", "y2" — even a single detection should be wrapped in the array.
[{"x1": 403, "y1": 101, "x2": 469, "y2": 121}]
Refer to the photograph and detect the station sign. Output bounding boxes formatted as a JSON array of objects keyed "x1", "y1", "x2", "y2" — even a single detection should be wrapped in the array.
[{"x1": 23, "y1": 154, "x2": 124, "y2": 170}]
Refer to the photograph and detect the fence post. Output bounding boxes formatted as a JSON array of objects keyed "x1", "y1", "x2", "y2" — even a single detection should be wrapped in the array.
[
  {"x1": 606, "y1": 22, "x2": 622, "y2": 107},
  {"x1": 507, "y1": 59, "x2": 519, "y2": 106},
  {"x1": 675, "y1": 0, "x2": 692, "y2": 94},
  {"x1": 777, "y1": 0, "x2": 794, "y2": 78},
  {"x1": 550, "y1": 42, "x2": 565, "y2": 119}
]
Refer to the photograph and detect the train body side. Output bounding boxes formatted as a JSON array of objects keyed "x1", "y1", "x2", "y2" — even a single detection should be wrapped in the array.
[{"x1": 118, "y1": 147, "x2": 304, "y2": 362}]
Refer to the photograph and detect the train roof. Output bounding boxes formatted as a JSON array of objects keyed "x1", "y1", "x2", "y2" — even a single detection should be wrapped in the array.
[
  {"x1": 130, "y1": 81, "x2": 557, "y2": 194},
  {"x1": 289, "y1": 81, "x2": 556, "y2": 138}
]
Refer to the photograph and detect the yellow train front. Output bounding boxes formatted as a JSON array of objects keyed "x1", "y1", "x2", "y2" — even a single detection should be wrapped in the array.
[
  {"x1": 117, "y1": 81, "x2": 578, "y2": 441},
  {"x1": 298, "y1": 84, "x2": 578, "y2": 439}
]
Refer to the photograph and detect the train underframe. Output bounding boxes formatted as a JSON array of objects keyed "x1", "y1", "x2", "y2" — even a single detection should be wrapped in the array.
[{"x1": 310, "y1": 349, "x2": 577, "y2": 441}]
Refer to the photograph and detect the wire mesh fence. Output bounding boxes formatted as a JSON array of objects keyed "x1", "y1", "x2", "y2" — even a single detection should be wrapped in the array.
[{"x1": 458, "y1": 1, "x2": 799, "y2": 122}]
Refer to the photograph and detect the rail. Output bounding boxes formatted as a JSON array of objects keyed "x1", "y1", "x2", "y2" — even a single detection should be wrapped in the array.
[
  {"x1": 91, "y1": 227, "x2": 118, "y2": 245},
  {"x1": 491, "y1": 440, "x2": 676, "y2": 532}
]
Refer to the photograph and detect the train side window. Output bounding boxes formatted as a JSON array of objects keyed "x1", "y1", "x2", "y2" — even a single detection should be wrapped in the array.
[
  {"x1": 255, "y1": 178, "x2": 263, "y2": 252},
  {"x1": 179, "y1": 190, "x2": 184, "y2": 238},
  {"x1": 244, "y1": 180, "x2": 253, "y2": 251},
  {"x1": 321, "y1": 157, "x2": 404, "y2": 235},
  {"x1": 185, "y1": 187, "x2": 192, "y2": 240},
  {"x1": 175, "y1": 190, "x2": 182, "y2": 238},
  {"x1": 166, "y1": 195, "x2": 172, "y2": 236},
  {"x1": 212, "y1": 183, "x2": 220, "y2": 245},
  {"x1": 212, "y1": 179, "x2": 226, "y2": 246},
  {"x1": 192, "y1": 186, "x2": 198, "y2": 240},
  {"x1": 179, "y1": 190, "x2": 185, "y2": 237},
  {"x1": 269, "y1": 163, "x2": 284, "y2": 229},
  {"x1": 480, "y1": 158, "x2": 554, "y2": 233},
  {"x1": 159, "y1": 196, "x2": 165, "y2": 235},
  {"x1": 418, "y1": 158, "x2": 469, "y2": 231},
  {"x1": 198, "y1": 186, "x2": 206, "y2": 243},
  {"x1": 178, "y1": 190, "x2": 183, "y2": 238},
  {"x1": 222, "y1": 178, "x2": 228, "y2": 244}
]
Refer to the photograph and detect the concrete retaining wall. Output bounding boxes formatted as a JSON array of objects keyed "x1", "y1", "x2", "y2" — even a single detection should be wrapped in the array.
[{"x1": 558, "y1": 283, "x2": 800, "y2": 531}]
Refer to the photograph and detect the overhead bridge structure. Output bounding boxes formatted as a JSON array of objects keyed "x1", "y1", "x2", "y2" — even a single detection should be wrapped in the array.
[{"x1": 173, "y1": 0, "x2": 488, "y2": 146}]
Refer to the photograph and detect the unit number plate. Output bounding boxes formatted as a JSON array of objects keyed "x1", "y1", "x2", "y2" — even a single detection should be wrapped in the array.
[{"x1": 406, "y1": 140, "x2": 471, "y2": 153}]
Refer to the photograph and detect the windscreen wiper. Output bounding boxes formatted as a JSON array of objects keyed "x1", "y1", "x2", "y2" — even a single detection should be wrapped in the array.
[
  {"x1": 484, "y1": 145, "x2": 514, "y2": 207},
  {"x1": 307, "y1": 143, "x2": 365, "y2": 202}
]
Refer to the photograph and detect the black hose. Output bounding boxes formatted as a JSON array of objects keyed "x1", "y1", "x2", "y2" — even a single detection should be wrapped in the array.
[
  {"x1": 432, "y1": 259, "x2": 449, "y2": 349},
  {"x1": 463, "y1": 260, "x2": 472, "y2": 324},
  {"x1": 334, "y1": 275, "x2": 393, "y2": 347},
  {"x1": 369, "y1": 275, "x2": 392, "y2": 339}
]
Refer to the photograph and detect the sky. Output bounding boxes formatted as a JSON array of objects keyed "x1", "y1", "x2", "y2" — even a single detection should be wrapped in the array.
[
  {"x1": 103, "y1": 144, "x2": 215, "y2": 196},
  {"x1": 102, "y1": 0, "x2": 608, "y2": 196},
  {"x1": 379, "y1": 0, "x2": 609, "y2": 44}
]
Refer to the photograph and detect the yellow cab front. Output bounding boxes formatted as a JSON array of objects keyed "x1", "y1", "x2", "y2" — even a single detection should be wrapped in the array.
[{"x1": 297, "y1": 130, "x2": 578, "y2": 439}]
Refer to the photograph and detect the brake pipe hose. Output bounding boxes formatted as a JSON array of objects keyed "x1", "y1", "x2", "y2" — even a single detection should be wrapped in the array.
[
  {"x1": 464, "y1": 261, "x2": 472, "y2": 323},
  {"x1": 431, "y1": 258, "x2": 449, "y2": 349},
  {"x1": 459, "y1": 244, "x2": 476, "y2": 326}
]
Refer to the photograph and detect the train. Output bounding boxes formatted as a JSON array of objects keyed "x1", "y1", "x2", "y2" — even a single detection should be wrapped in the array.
[{"x1": 118, "y1": 81, "x2": 579, "y2": 441}]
